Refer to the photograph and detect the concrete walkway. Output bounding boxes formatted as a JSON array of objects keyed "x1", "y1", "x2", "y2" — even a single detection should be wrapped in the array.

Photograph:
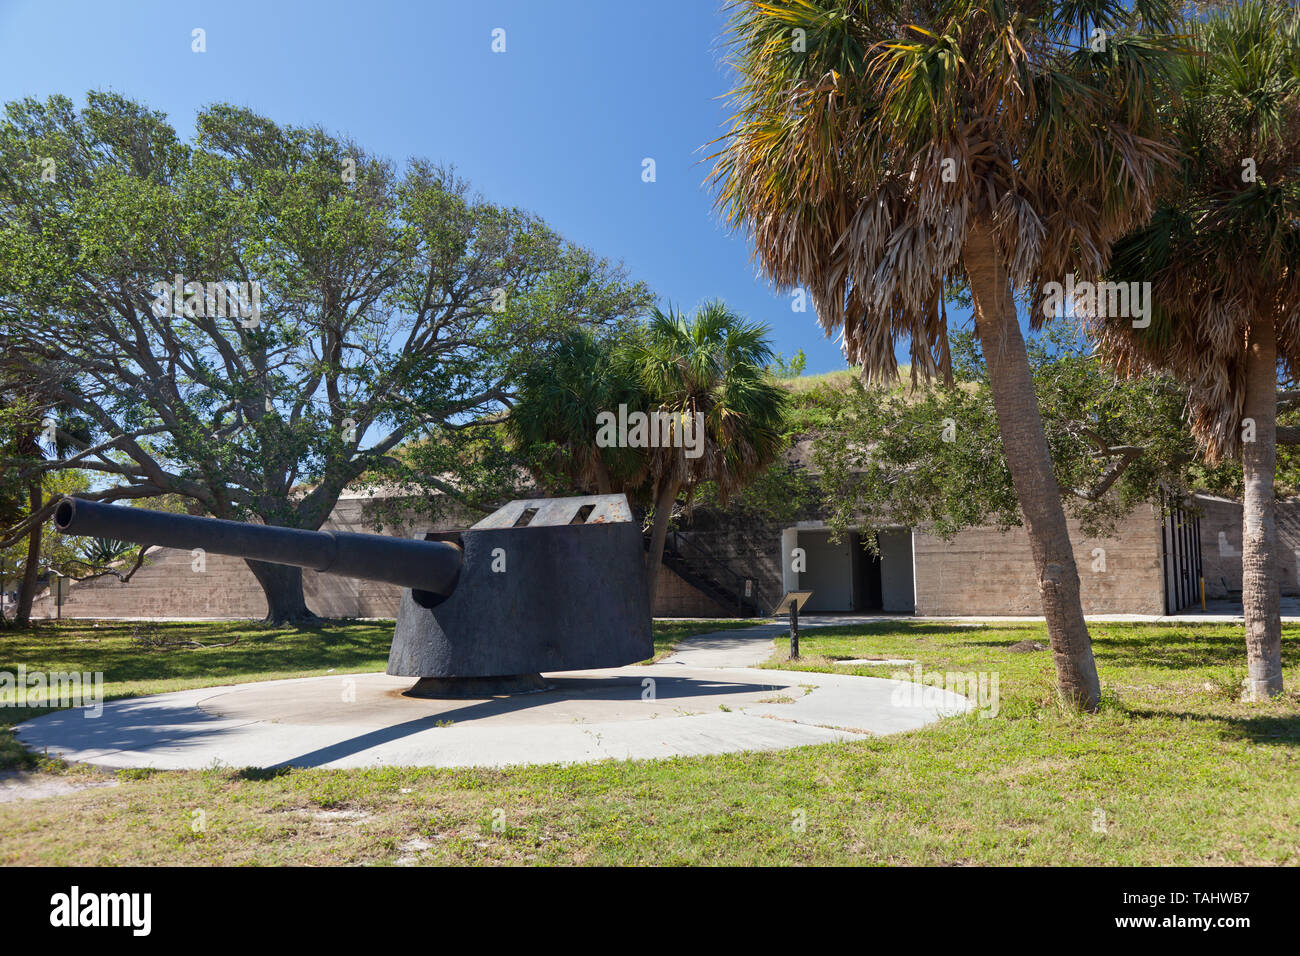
[{"x1": 13, "y1": 621, "x2": 969, "y2": 771}]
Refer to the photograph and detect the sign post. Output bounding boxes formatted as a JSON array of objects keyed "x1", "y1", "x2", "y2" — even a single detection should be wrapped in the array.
[
  {"x1": 771, "y1": 591, "x2": 813, "y2": 660},
  {"x1": 53, "y1": 572, "x2": 71, "y2": 621}
]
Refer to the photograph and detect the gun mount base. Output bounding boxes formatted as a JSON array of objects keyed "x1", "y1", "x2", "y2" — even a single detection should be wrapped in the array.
[
  {"x1": 402, "y1": 674, "x2": 552, "y2": 698},
  {"x1": 387, "y1": 495, "x2": 653, "y2": 682}
]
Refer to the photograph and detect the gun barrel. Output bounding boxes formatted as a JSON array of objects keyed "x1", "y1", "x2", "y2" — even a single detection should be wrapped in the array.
[{"x1": 53, "y1": 498, "x2": 461, "y2": 596}]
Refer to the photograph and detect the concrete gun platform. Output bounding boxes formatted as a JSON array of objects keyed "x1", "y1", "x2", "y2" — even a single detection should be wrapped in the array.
[{"x1": 14, "y1": 623, "x2": 971, "y2": 770}]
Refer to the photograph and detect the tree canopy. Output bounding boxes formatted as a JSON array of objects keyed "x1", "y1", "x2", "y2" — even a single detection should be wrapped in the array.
[
  {"x1": 0, "y1": 92, "x2": 651, "y2": 619},
  {"x1": 813, "y1": 326, "x2": 1244, "y2": 548}
]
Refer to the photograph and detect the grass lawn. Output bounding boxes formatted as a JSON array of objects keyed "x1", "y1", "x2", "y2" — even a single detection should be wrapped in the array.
[{"x1": 0, "y1": 617, "x2": 1297, "y2": 865}]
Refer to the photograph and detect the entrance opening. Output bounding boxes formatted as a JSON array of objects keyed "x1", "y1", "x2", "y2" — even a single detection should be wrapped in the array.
[
  {"x1": 789, "y1": 527, "x2": 914, "y2": 613},
  {"x1": 851, "y1": 532, "x2": 883, "y2": 611}
]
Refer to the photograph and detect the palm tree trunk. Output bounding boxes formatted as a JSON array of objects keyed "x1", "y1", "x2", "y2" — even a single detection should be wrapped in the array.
[
  {"x1": 644, "y1": 477, "x2": 680, "y2": 609},
  {"x1": 593, "y1": 458, "x2": 613, "y2": 495},
  {"x1": 964, "y1": 221, "x2": 1101, "y2": 710},
  {"x1": 1241, "y1": 318, "x2": 1284, "y2": 700},
  {"x1": 14, "y1": 481, "x2": 43, "y2": 626}
]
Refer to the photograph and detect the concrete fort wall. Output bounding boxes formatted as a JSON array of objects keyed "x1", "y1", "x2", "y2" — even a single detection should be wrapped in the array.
[
  {"x1": 1198, "y1": 496, "x2": 1242, "y2": 600},
  {"x1": 673, "y1": 512, "x2": 788, "y2": 613},
  {"x1": 912, "y1": 505, "x2": 1166, "y2": 616},
  {"x1": 51, "y1": 491, "x2": 1300, "y2": 621},
  {"x1": 1197, "y1": 495, "x2": 1300, "y2": 599}
]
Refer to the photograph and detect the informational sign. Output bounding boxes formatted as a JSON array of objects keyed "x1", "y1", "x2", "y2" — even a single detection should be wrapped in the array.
[
  {"x1": 770, "y1": 591, "x2": 813, "y2": 616},
  {"x1": 771, "y1": 590, "x2": 814, "y2": 659}
]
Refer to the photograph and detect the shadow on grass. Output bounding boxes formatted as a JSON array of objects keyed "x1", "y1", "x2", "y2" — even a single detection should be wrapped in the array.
[
  {"x1": 959, "y1": 632, "x2": 1250, "y2": 667},
  {"x1": 1124, "y1": 707, "x2": 1300, "y2": 747},
  {"x1": 235, "y1": 766, "x2": 294, "y2": 781},
  {"x1": 1091, "y1": 628, "x2": 1300, "y2": 671},
  {"x1": 796, "y1": 621, "x2": 1036, "y2": 640},
  {"x1": 959, "y1": 625, "x2": 1300, "y2": 671}
]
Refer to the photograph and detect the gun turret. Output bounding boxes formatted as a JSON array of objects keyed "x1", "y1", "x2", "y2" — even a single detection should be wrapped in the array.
[{"x1": 53, "y1": 494, "x2": 653, "y2": 696}]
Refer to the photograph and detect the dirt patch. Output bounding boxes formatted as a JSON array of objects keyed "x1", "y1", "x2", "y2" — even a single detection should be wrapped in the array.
[
  {"x1": 1008, "y1": 640, "x2": 1048, "y2": 653},
  {"x1": 306, "y1": 808, "x2": 371, "y2": 823},
  {"x1": 0, "y1": 771, "x2": 120, "y2": 803}
]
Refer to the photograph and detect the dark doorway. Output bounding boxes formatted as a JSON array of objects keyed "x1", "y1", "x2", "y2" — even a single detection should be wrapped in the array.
[{"x1": 851, "y1": 532, "x2": 883, "y2": 611}]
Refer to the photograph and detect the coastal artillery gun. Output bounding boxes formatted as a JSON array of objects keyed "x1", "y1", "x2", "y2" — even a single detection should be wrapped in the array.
[{"x1": 53, "y1": 494, "x2": 653, "y2": 696}]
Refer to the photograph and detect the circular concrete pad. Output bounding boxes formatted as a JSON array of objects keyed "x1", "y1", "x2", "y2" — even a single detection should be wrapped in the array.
[{"x1": 13, "y1": 624, "x2": 972, "y2": 769}]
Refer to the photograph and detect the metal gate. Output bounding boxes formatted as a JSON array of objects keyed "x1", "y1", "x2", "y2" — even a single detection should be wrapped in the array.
[{"x1": 1160, "y1": 497, "x2": 1203, "y2": 615}]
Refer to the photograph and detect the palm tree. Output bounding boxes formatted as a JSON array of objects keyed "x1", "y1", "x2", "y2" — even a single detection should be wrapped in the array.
[
  {"x1": 632, "y1": 302, "x2": 789, "y2": 601},
  {"x1": 507, "y1": 327, "x2": 649, "y2": 495},
  {"x1": 711, "y1": 0, "x2": 1177, "y2": 710},
  {"x1": 1091, "y1": 0, "x2": 1300, "y2": 700}
]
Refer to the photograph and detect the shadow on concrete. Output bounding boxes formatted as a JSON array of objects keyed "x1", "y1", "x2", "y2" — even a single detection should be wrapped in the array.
[
  {"x1": 269, "y1": 674, "x2": 783, "y2": 768},
  {"x1": 15, "y1": 697, "x2": 243, "y2": 756},
  {"x1": 17, "y1": 672, "x2": 788, "y2": 770}
]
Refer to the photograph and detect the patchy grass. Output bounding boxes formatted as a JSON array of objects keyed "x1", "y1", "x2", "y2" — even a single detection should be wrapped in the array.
[
  {"x1": 777, "y1": 367, "x2": 863, "y2": 394},
  {"x1": 0, "y1": 618, "x2": 1297, "y2": 865}
]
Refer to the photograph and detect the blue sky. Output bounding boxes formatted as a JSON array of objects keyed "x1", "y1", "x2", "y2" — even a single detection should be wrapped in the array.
[{"x1": 0, "y1": 0, "x2": 938, "y2": 375}]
